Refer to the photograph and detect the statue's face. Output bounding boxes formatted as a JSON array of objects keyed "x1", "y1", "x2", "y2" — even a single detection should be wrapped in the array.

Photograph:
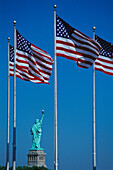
[{"x1": 35, "y1": 119, "x2": 39, "y2": 123}]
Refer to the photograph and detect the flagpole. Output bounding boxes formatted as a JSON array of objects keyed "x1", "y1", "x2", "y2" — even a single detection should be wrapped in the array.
[
  {"x1": 54, "y1": 5, "x2": 58, "y2": 170},
  {"x1": 6, "y1": 37, "x2": 10, "y2": 170},
  {"x1": 13, "y1": 20, "x2": 16, "y2": 170},
  {"x1": 93, "y1": 26, "x2": 96, "y2": 170}
]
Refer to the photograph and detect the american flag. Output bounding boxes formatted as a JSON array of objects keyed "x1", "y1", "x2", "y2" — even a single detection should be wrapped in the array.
[
  {"x1": 9, "y1": 30, "x2": 53, "y2": 83},
  {"x1": 95, "y1": 35, "x2": 113, "y2": 76},
  {"x1": 56, "y1": 15, "x2": 101, "y2": 68}
]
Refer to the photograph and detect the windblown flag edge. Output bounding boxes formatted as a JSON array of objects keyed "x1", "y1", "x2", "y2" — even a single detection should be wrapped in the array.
[
  {"x1": 95, "y1": 35, "x2": 113, "y2": 76},
  {"x1": 56, "y1": 15, "x2": 101, "y2": 68}
]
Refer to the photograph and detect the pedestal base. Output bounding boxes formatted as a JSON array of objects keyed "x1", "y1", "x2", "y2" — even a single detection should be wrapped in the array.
[{"x1": 27, "y1": 150, "x2": 47, "y2": 167}]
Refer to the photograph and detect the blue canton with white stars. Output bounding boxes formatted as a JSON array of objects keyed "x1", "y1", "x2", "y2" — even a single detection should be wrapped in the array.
[
  {"x1": 10, "y1": 45, "x2": 14, "y2": 62},
  {"x1": 56, "y1": 15, "x2": 74, "y2": 39},
  {"x1": 95, "y1": 35, "x2": 113, "y2": 58},
  {"x1": 16, "y1": 30, "x2": 32, "y2": 55}
]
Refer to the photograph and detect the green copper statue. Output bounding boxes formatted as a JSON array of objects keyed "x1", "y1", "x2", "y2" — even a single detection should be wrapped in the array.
[{"x1": 30, "y1": 110, "x2": 44, "y2": 150}]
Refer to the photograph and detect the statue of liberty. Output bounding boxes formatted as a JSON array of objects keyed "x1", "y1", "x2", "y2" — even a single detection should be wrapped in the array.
[{"x1": 30, "y1": 110, "x2": 44, "y2": 150}]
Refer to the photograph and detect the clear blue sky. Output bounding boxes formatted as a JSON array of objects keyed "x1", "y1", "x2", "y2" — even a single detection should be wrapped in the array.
[{"x1": 0, "y1": 0, "x2": 113, "y2": 170}]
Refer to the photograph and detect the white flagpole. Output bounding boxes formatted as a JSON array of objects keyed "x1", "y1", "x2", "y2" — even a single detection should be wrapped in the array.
[
  {"x1": 13, "y1": 20, "x2": 16, "y2": 170},
  {"x1": 54, "y1": 5, "x2": 58, "y2": 170},
  {"x1": 93, "y1": 26, "x2": 96, "y2": 170},
  {"x1": 6, "y1": 37, "x2": 10, "y2": 170}
]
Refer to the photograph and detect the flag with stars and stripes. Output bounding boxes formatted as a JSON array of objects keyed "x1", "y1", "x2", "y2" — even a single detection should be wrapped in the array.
[
  {"x1": 9, "y1": 45, "x2": 14, "y2": 76},
  {"x1": 56, "y1": 15, "x2": 101, "y2": 68},
  {"x1": 9, "y1": 30, "x2": 54, "y2": 83},
  {"x1": 95, "y1": 35, "x2": 113, "y2": 76}
]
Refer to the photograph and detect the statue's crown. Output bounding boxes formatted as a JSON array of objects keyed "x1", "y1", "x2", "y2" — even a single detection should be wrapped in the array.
[{"x1": 35, "y1": 119, "x2": 39, "y2": 123}]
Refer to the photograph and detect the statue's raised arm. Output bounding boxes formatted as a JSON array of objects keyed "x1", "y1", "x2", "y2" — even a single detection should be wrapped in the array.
[{"x1": 40, "y1": 110, "x2": 44, "y2": 125}]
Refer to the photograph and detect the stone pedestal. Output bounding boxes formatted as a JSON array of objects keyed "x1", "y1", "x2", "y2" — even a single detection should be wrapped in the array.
[{"x1": 27, "y1": 150, "x2": 47, "y2": 167}]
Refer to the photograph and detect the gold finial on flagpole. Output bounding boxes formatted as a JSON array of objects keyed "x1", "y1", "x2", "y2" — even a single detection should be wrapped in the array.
[
  {"x1": 8, "y1": 37, "x2": 10, "y2": 41},
  {"x1": 54, "y1": 4, "x2": 57, "y2": 9},
  {"x1": 93, "y1": 26, "x2": 96, "y2": 30},
  {"x1": 13, "y1": 20, "x2": 16, "y2": 25}
]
